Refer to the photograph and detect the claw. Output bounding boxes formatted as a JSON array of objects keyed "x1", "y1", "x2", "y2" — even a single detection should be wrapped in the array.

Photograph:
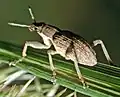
[
  {"x1": 9, "y1": 61, "x2": 16, "y2": 66},
  {"x1": 51, "y1": 70, "x2": 57, "y2": 84},
  {"x1": 51, "y1": 76, "x2": 56, "y2": 84},
  {"x1": 81, "y1": 77, "x2": 89, "y2": 89},
  {"x1": 9, "y1": 57, "x2": 25, "y2": 66},
  {"x1": 82, "y1": 81, "x2": 89, "y2": 89}
]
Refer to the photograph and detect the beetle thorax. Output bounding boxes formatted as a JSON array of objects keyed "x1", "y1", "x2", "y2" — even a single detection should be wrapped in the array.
[{"x1": 39, "y1": 25, "x2": 58, "y2": 39}]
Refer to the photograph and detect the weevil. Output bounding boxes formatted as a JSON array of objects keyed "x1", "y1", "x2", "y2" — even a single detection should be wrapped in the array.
[{"x1": 8, "y1": 6, "x2": 113, "y2": 88}]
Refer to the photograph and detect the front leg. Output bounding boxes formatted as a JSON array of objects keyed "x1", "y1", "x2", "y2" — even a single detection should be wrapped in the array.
[
  {"x1": 9, "y1": 41, "x2": 51, "y2": 66},
  {"x1": 22, "y1": 41, "x2": 51, "y2": 57}
]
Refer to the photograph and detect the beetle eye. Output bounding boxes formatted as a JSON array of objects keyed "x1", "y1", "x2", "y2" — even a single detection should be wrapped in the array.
[
  {"x1": 28, "y1": 25, "x2": 37, "y2": 32},
  {"x1": 35, "y1": 27, "x2": 37, "y2": 30}
]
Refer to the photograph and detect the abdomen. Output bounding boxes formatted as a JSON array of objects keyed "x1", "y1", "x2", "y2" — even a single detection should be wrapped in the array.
[{"x1": 73, "y1": 39, "x2": 97, "y2": 66}]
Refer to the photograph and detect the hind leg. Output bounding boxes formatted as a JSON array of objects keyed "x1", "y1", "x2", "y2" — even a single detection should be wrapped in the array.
[
  {"x1": 93, "y1": 40, "x2": 113, "y2": 64},
  {"x1": 66, "y1": 52, "x2": 87, "y2": 88},
  {"x1": 73, "y1": 57, "x2": 87, "y2": 88}
]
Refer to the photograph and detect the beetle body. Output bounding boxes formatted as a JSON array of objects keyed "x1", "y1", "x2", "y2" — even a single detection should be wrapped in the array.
[
  {"x1": 30, "y1": 22, "x2": 97, "y2": 66},
  {"x1": 8, "y1": 7, "x2": 112, "y2": 87}
]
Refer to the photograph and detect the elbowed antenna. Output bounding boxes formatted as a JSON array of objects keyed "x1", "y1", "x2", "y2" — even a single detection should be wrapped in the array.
[
  {"x1": 8, "y1": 6, "x2": 35, "y2": 28},
  {"x1": 8, "y1": 6, "x2": 36, "y2": 28},
  {"x1": 8, "y1": 23, "x2": 30, "y2": 28},
  {"x1": 28, "y1": 6, "x2": 36, "y2": 23}
]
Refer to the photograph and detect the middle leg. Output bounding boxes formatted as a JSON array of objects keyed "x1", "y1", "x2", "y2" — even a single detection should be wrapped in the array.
[
  {"x1": 47, "y1": 50, "x2": 58, "y2": 84},
  {"x1": 73, "y1": 58, "x2": 87, "y2": 88}
]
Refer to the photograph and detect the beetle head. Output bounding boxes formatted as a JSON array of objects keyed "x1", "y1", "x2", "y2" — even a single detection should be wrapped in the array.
[{"x1": 28, "y1": 22, "x2": 45, "y2": 32}]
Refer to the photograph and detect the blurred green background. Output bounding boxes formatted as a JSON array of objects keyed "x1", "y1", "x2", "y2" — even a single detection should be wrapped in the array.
[{"x1": 1, "y1": 0, "x2": 120, "y2": 65}]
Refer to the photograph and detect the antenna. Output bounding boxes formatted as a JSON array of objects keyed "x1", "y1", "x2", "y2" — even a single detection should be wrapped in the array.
[
  {"x1": 8, "y1": 23, "x2": 30, "y2": 28},
  {"x1": 28, "y1": 6, "x2": 36, "y2": 23},
  {"x1": 8, "y1": 6, "x2": 36, "y2": 28}
]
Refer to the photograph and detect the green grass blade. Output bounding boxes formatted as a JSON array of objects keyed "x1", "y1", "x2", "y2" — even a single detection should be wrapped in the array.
[{"x1": 0, "y1": 41, "x2": 120, "y2": 97}]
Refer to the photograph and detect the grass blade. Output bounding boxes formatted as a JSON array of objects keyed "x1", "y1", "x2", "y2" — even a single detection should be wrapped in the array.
[{"x1": 0, "y1": 41, "x2": 120, "y2": 97}]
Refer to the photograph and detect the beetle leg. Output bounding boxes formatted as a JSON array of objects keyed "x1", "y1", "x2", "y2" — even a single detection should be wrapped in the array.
[
  {"x1": 9, "y1": 41, "x2": 51, "y2": 66},
  {"x1": 22, "y1": 41, "x2": 51, "y2": 57},
  {"x1": 73, "y1": 57, "x2": 88, "y2": 88},
  {"x1": 47, "y1": 50, "x2": 58, "y2": 84},
  {"x1": 72, "y1": 46, "x2": 88, "y2": 88},
  {"x1": 65, "y1": 42, "x2": 88, "y2": 88},
  {"x1": 93, "y1": 39, "x2": 113, "y2": 64}
]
